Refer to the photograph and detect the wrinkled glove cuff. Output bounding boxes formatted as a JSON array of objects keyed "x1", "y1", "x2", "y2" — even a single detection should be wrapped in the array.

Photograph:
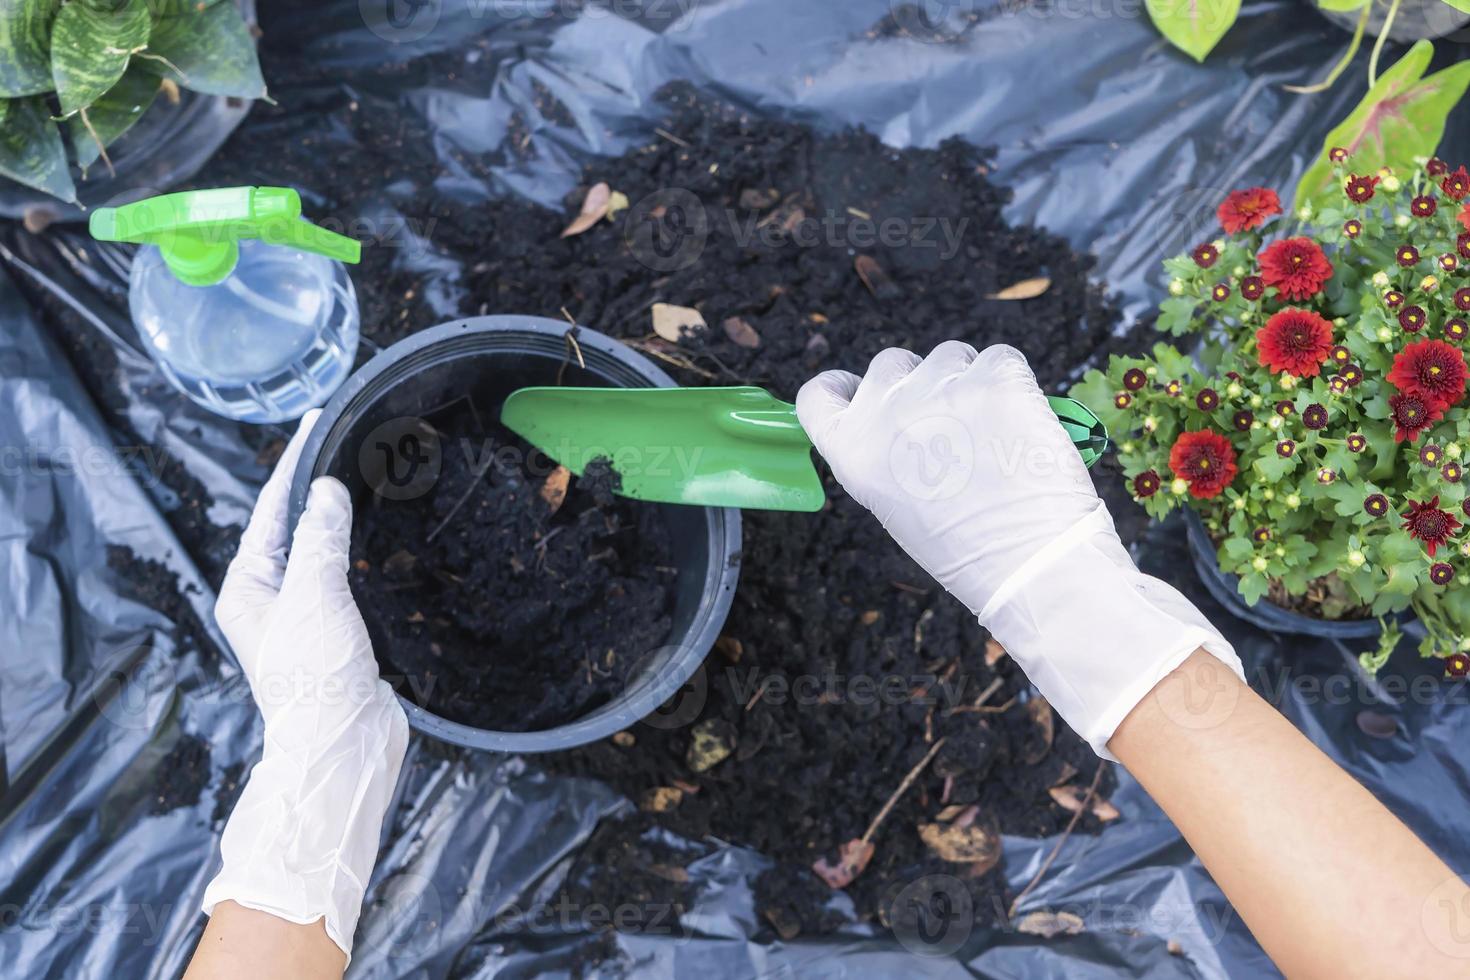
[
  {"x1": 975, "y1": 506, "x2": 1243, "y2": 760},
  {"x1": 201, "y1": 681, "x2": 409, "y2": 962}
]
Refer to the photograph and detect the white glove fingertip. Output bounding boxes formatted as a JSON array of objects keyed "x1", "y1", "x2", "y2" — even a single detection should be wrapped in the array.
[{"x1": 796, "y1": 370, "x2": 860, "y2": 455}]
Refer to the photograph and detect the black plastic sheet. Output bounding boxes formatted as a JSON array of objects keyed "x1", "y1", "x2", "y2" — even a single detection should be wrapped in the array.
[{"x1": 4, "y1": 1, "x2": 1470, "y2": 977}]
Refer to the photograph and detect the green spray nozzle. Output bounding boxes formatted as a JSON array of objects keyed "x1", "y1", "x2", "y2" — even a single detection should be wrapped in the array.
[{"x1": 88, "y1": 186, "x2": 361, "y2": 287}]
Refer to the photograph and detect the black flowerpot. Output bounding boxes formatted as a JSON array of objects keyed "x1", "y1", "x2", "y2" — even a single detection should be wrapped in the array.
[
  {"x1": 287, "y1": 315, "x2": 742, "y2": 753},
  {"x1": 1183, "y1": 507, "x2": 1390, "y2": 639}
]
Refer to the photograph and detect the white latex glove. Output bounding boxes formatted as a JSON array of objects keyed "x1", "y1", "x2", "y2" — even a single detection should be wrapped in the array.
[
  {"x1": 203, "y1": 409, "x2": 408, "y2": 960},
  {"x1": 797, "y1": 342, "x2": 1242, "y2": 759}
]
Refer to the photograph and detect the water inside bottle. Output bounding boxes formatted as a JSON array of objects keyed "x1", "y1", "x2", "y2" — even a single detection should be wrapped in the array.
[{"x1": 130, "y1": 239, "x2": 359, "y2": 423}]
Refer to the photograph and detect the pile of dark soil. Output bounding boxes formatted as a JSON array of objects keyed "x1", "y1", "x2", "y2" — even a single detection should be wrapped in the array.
[
  {"x1": 350, "y1": 405, "x2": 678, "y2": 731},
  {"x1": 22, "y1": 16, "x2": 1144, "y2": 947}
]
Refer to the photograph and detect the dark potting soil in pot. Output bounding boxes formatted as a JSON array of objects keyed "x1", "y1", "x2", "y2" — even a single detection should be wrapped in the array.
[{"x1": 349, "y1": 404, "x2": 679, "y2": 731}]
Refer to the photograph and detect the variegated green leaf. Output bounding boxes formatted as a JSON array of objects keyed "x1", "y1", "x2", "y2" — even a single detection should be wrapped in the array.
[
  {"x1": 0, "y1": 0, "x2": 60, "y2": 97},
  {"x1": 143, "y1": 3, "x2": 264, "y2": 100},
  {"x1": 0, "y1": 95, "x2": 76, "y2": 201},
  {"x1": 1295, "y1": 42, "x2": 1470, "y2": 209},
  {"x1": 51, "y1": 0, "x2": 151, "y2": 117},
  {"x1": 148, "y1": 0, "x2": 227, "y2": 13},
  {"x1": 71, "y1": 66, "x2": 160, "y2": 171},
  {"x1": 1145, "y1": 0, "x2": 1241, "y2": 62}
]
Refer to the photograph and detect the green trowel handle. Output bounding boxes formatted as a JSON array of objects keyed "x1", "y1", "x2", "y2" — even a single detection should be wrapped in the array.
[{"x1": 750, "y1": 394, "x2": 1107, "y2": 468}]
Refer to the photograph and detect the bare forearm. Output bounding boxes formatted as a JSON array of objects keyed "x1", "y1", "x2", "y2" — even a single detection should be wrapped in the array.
[
  {"x1": 184, "y1": 901, "x2": 345, "y2": 980},
  {"x1": 1110, "y1": 649, "x2": 1470, "y2": 978}
]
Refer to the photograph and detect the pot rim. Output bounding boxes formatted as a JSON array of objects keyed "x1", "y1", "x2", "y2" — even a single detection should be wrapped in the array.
[{"x1": 286, "y1": 315, "x2": 742, "y2": 753}]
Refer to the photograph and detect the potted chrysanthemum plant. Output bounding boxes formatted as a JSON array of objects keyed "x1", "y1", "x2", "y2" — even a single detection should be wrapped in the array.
[{"x1": 1076, "y1": 151, "x2": 1470, "y2": 677}]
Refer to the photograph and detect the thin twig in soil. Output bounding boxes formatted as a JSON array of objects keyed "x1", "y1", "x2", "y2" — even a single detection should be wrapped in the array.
[
  {"x1": 744, "y1": 676, "x2": 775, "y2": 711},
  {"x1": 426, "y1": 454, "x2": 494, "y2": 543},
  {"x1": 861, "y1": 737, "x2": 947, "y2": 847},
  {"x1": 946, "y1": 677, "x2": 1004, "y2": 715},
  {"x1": 653, "y1": 127, "x2": 690, "y2": 148},
  {"x1": 1007, "y1": 762, "x2": 1106, "y2": 919},
  {"x1": 623, "y1": 338, "x2": 718, "y2": 378},
  {"x1": 890, "y1": 580, "x2": 930, "y2": 596}
]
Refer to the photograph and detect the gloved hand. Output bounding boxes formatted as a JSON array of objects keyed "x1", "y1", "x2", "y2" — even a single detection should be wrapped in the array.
[
  {"x1": 203, "y1": 409, "x2": 408, "y2": 960},
  {"x1": 797, "y1": 342, "x2": 1242, "y2": 759}
]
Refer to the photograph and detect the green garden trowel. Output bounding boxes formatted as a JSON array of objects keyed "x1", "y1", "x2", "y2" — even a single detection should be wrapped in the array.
[{"x1": 501, "y1": 386, "x2": 1106, "y2": 512}]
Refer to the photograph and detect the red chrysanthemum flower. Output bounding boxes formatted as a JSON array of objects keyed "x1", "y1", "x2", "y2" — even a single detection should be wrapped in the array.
[
  {"x1": 1431, "y1": 562, "x2": 1455, "y2": 586},
  {"x1": 1232, "y1": 410, "x2": 1253, "y2": 431},
  {"x1": 1346, "y1": 433, "x2": 1367, "y2": 453},
  {"x1": 1397, "y1": 244, "x2": 1421, "y2": 267},
  {"x1": 1114, "y1": 392, "x2": 1132, "y2": 409},
  {"x1": 1133, "y1": 470, "x2": 1161, "y2": 498},
  {"x1": 1258, "y1": 237, "x2": 1333, "y2": 300},
  {"x1": 1217, "y1": 187, "x2": 1282, "y2": 234},
  {"x1": 1460, "y1": 204, "x2": 1470, "y2": 234},
  {"x1": 1192, "y1": 242, "x2": 1220, "y2": 268},
  {"x1": 1340, "y1": 363, "x2": 1364, "y2": 386},
  {"x1": 1387, "y1": 339, "x2": 1468, "y2": 410},
  {"x1": 1364, "y1": 493, "x2": 1390, "y2": 517},
  {"x1": 1429, "y1": 157, "x2": 1450, "y2": 177},
  {"x1": 1303, "y1": 404, "x2": 1328, "y2": 429},
  {"x1": 1402, "y1": 496, "x2": 1462, "y2": 557},
  {"x1": 1255, "y1": 308, "x2": 1335, "y2": 377},
  {"x1": 1449, "y1": 319, "x2": 1470, "y2": 342},
  {"x1": 1253, "y1": 525, "x2": 1272, "y2": 542},
  {"x1": 1447, "y1": 653, "x2": 1470, "y2": 678},
  {"x1": 1168, "y1": 430, "x2": 1237, "y2": 499},
  {"x1": 1277, "y1": 439, "x2": 1296, "y2": 458},
  {"x1": 1459, "y1": 232, "x2": 1470, "y2": 260},
  {"x1": 1344, "y1": 219, "x2": 1363, "y2": 239},
  {"x1": 1212, "y1": 282, "x2": 1231, "y2": 302},
  {"x1": 1389, "y1": 392, "x2": 1446, "y2": 443},
  {"x1": 1330, "y1": 345, "x2": 1351, "y2": 365},
  {"x1": 1422, "y1": 445, "x2": 1445, "y2": 467},
  {"x1": 1330, "y1": 147, "x2": 1349, "y2": 163},
  {"x1": 1443, "y1": 166, "x2": 1470, "y2": 201},
  {"x1": 1442, "y1": 254, "x2": 1459, "y2": 273},
  {"x1": 1400, "y1": 306, "x2": 1427, "y2": 332},
  {"x1": 1346, "y1": 174, "x2": 1380, "y2": 202},
  {"x1": 1457, "y1": 288, "x2": 1470, "y2": 312},
  {"x1": 1445, "y1": 462, "x2": 1464, "y2": 483},
  {"x1": 1413, "y1": 195, "x2": 1439, "y2": 217},
  {"x1": 1384, "y1": 290, "x2": 1405, "y2": 309},
  {"x1": 1196, "y1": 387, "x2": 1220, "y2": 411},
  {"x1": 1123, "y1": 368, "x2": 1147, "y2": 391},
  {"x1": 1240, "y1": 276, "x2": 1265, "y2": 300}
]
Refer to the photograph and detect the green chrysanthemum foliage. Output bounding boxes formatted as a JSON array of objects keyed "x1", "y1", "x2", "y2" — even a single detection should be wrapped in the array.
[
  {"x1": 0, "y1": 0, "x2": 265, "y2": 203},
  {"x1": 1073, "y1": 150, "x2": 1470, "y2": 677}
]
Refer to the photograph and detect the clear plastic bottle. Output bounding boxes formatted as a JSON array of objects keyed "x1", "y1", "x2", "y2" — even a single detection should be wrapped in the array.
[{"x1": 91, "y1": 186, "x2": 362, "y2": 424}]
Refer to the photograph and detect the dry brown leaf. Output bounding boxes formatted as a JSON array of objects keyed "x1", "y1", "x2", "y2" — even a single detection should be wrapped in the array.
[
  {"x1": 987, "y1": 276, "x2": 1052, "y2": 300},
  {"x1": 639, "y1": 786, "x2": 684, "y2": 812},
  {"x1": 1050, "y1": 762, "x2": 1078, "y2": 788},
  {"x1": 714, "y1": 635, "x2": 744, "y2": 662},
  {"x1": 686, "y1": 718, "x2": 735, "y2": 773},
  {"x1": 984, "y1": 638, "x2": 1007, "y2": 667},
  {"x1": 649, "y1": 863, "x2": 690, "y2": 883},
  {"x1": 652, "y1": 303, "x2": 708, "y2": 343},
  {"x1": 812, "y1": 838, "x2": 874, "y2": 889},
  {"x1": 919, "y1": 820, "x2": 1001, "y2": 870},
  {"x1": 763, "y1": 906, "x2": 801, "y2": 941},
  {"x1": 560, "y1": 182, "x2": 612, "y2": 238},
  {"x1": 854, "y1": 254, "x2": 900, "y2": 299},
  {"x1": 739, "y1": 187, "x2": 781, "y2": 210},
  {"x1": 1048, "y1": 784, "x2": 1121, "y2": 823},
  {"x1": 540, "y1": 465, "x2": 571, "y2": 514},
  {"x1": 1015, "y1": 910, "x2": 1084, "y2": 938},
  {"x1": 1021, "y1": 697, "x2": 1055, "y2": 765},
  {"x1": 160, "y1": 77, "x2": 181, "y2": 105},
  {"x1": 722, "y1": 316, "x2": 762, "y2": 349},
  {"x1": 606, "y1": 190, "x2": 630, "y2": 220},
  {"x1": 935, "y1": 803, "x2": 969, "y2": 823}
]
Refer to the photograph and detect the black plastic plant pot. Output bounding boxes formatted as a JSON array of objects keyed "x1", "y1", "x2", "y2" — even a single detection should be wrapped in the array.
[
  {"x1": 286, "y1": 315, "x2": 742, "y2": 753},
  {"x1": 1183, "y1": 508, "x2": 1387, "y2": 639}
]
